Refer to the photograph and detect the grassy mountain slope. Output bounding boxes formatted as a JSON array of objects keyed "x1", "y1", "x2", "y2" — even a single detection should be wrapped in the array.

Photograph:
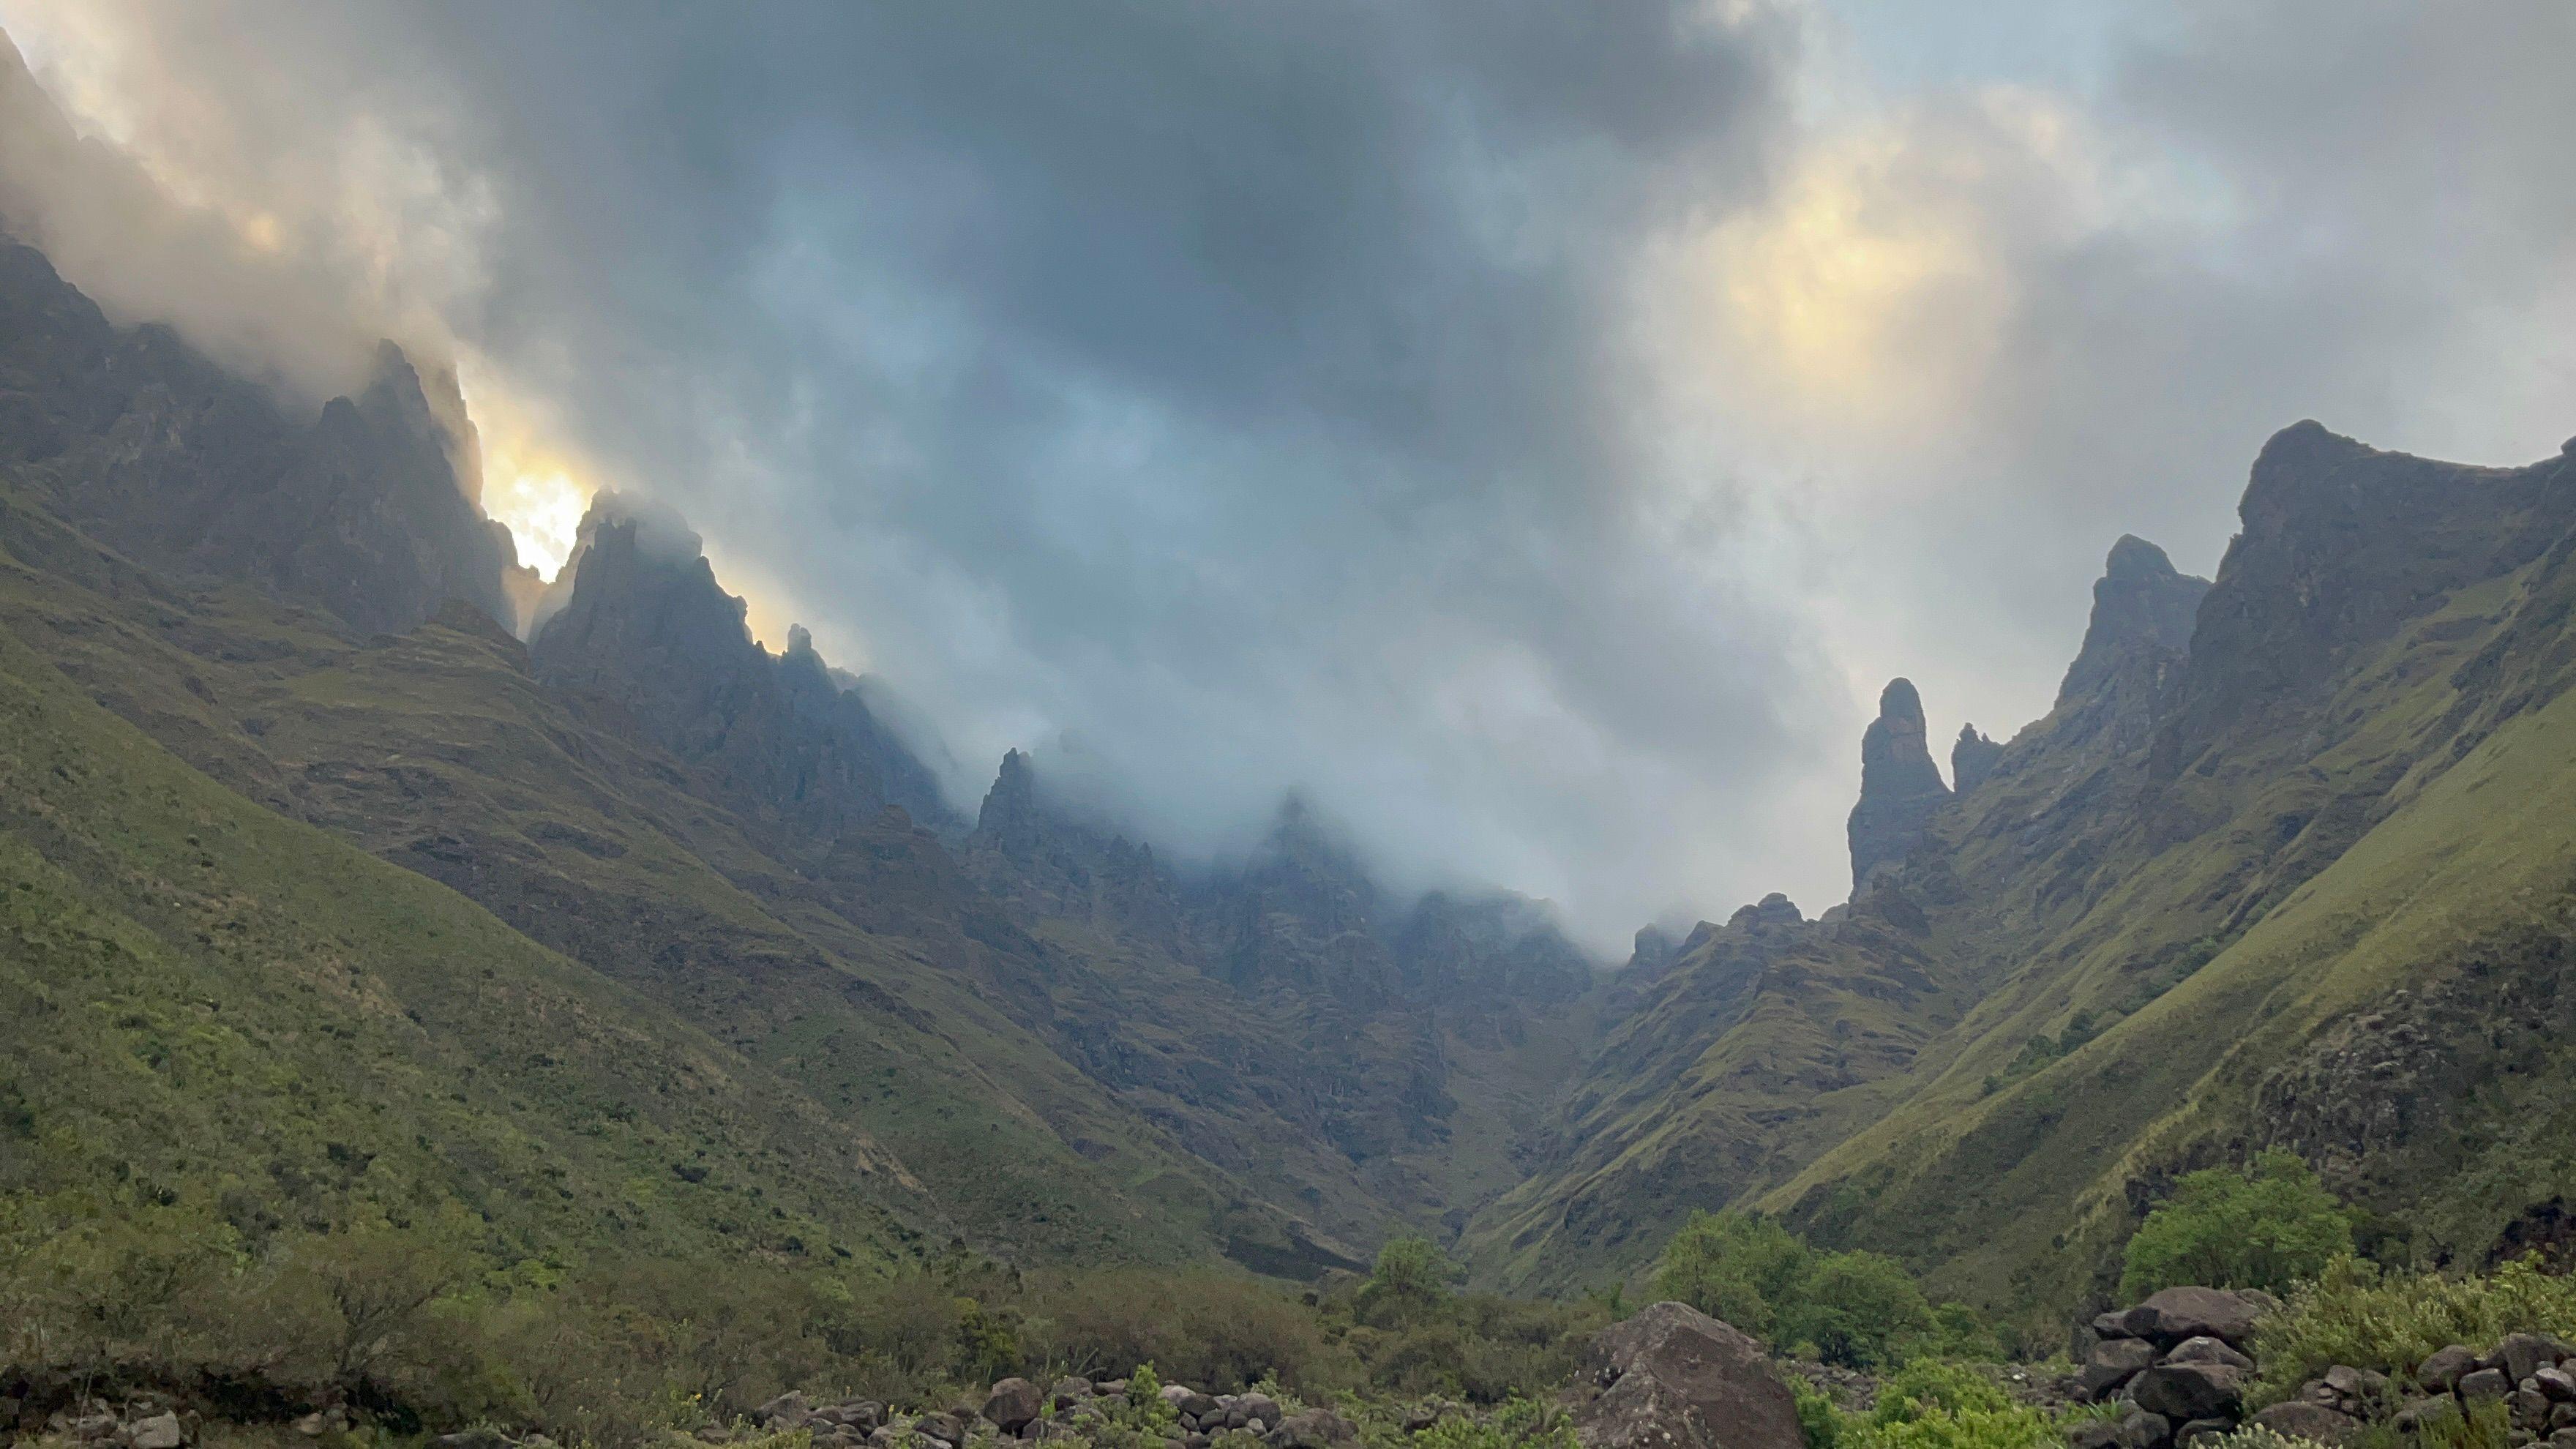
[
  {"x1": 0, "y1": 608, "x2": 926, "y2": 1271},
  {"x1": 1475, "y1": 426, "x2": 2576, "y2": 1319},
  {"x1": 0, "y1": 482, "x2": 1338, "y2": 1272}
]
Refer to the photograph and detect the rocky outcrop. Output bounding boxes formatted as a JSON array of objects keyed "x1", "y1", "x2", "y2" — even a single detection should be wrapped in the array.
[
  {"x1": 1574, "y1": 1302, "x2": 1802, "y2": 1449},
  {"x1": 0, "y1": 242, "x2": 520, "y2": 636},
  {"x1": 531, "y1": 497, "x2": 956, "y2": 838},
  {"x1": 1952, "y1": 724, "x2": 2004, "y2": 795},
  {"x1": 1847, "y1": 678, "x2": 1952, "y2": 891},
  {"x1": 963, "y1": 749, "x2": 1187, "y2": 944}
]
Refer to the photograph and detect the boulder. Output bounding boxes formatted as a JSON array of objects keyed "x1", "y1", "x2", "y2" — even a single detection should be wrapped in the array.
[
  {"x1": 913, "y1": 1412, "x2": 966, "y2": 1446},
  {"x1": 2137, "y1": 1288, "x2": 2262, "y2": 1349},
  {"x1": 2095, "y1": 1307, "x2": 2160, "y2": 1341},
  {"x1": 2067, "y1": 1423, "x2": 2123, "y2": 1449},
  {"x1": 1575, "y1": 1302, "x2": 1802, "y2": 1449},
  {"x1": 2250, "y1": 1404, "x2": 2359, "y2": 1445},
  {"x1": 2542, "y1": 1369, "x2": 2576, "y2": 1405},
  {"x1": 2173, "y1": 1420, "x2": 2231, "y2": 1448},
  {"x1": 2079, "y1": 1338, "x2": 2161, "y2": 1401},
  {"x1": 2498, "y1": 1335, "x2": 2575, "y2": 1385},
  {"x1": 2164, "y1": 1338, "x2": 2255, "y2": 1374},
  {"x1": 984, "y1": 1381, "x2": 1045, "y2": 1434},
  {"x1": 128, "y1": 1414, "x2": 186, "y2": 1449},
  {"x1": 2459, "y1": 1369, "x2": 2511, "y2": 1403},
  {"x1": 2130, "y1": 1364, "x2": 2244, "y2": 1424},
  {"x1": 1049, "y1": 1379, "x2": 1094, "y2": 1409},
  {"x1": 1161, "y1": 1386, "x2": 1194, "y2": 1409},
  {"x1": 2119, "y1": 1410, "x2": 2173, "y2": 1449},
  {"x1": 1241, "y1": 1396, "x2": 1284, "y2": 1432},
  {"x1": 760, "y1": 1394, "x2": 815, "y2": 1429},
  {"x1": 1263, "y1": 1409, "x2": 1358, "y2": 1449},
  {"x1": 2420, "y1": 1347, "x2": 2479, "y2": 1394}
]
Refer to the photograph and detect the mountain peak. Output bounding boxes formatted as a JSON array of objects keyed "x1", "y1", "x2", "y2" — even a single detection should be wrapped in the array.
[
  {"x1": 1848, "y1": 675, "x2": 1952, "y2": 892},
  {"x1": 2056, "y1": 533, "x2": 2209, "y2": 712}
]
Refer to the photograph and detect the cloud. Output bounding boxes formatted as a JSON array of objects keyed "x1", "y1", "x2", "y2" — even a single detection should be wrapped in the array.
[{"x1": 0, "y1": 0, "x2": 2568, "y2": 947}]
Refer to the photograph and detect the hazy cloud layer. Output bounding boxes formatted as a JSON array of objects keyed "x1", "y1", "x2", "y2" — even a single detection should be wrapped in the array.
[{"x1": 1, "y1": 0, "x2": 2569, "y2": 946}]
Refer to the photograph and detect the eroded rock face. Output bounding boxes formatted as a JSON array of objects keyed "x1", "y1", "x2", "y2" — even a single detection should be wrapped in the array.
[
  {"x1": 1951, "y1": 724, "x2": 2004, "y2": 795},
  {"x1": 1848, "y1": 678, "x2": 1952, "y2": 892},
  {"x1": 1576, "y1": 1302, "x2": 1802, "y2": 1449}
]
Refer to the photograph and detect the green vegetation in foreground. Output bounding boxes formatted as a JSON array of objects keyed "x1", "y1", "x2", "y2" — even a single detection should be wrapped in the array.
[
  {"x1": 2248, "y1": 1254, "x2": 2576, "y2": 1407},
  {"x1": 2119, "y1": 1151, "x2": 2356, "y2": 1300},
  {"x1": 1794, "y1": 1360, "x2": 2072, "y2": 1449},
  {"x1": 1655, "y1": 1211, "x2": 1998, "y2": 1368},
  {"x1": 0, "y1": 1214, "x2": 1603, "y2": 1448}
]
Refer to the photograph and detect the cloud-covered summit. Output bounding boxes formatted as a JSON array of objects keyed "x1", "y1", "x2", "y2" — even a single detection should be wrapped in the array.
[{"x1": 1, "y1": 0, "x2": 2568, "y2": 945}]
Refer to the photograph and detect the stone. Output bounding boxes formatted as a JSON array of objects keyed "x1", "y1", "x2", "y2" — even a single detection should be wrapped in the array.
[
  {"x1": 1263, "y1": 1409, "x2": 1358, "y2": 1449},
  {"x1": 2462, "y1": 1369, "x2": 2514, "y2": 1402},
  {"x1": 915, "y1": 1412, "x2": 967, "y2": 1446},
  {"x1": 2174, "y1": 1420, "x2": 2233, "y2": 1448},
  {"x1": 984, "y1": 1381, "x2": 1045, "y2": 1434},
  {"x1": 1049, "y1": 1380, "x2": 1094, "y2": 1410},
  {"x1": 433, "y1": 1434, "x2": 511, "y2": 1449},
  {"x1": 2422, "y1": 1347, "x2": 2480, "y2": 1393},
  {"x1": 2251, "y1": 1403, "x2": 2360, "y2": 1445},
  {"x1": 128, "y1": 1414, "x2": 185, "y2": 1449},
  {"x1": 2067, "y1": 1423, "x2": 2123, "y2": 1449},
  {"x1": 2136, "y1": 1287, "x2": 2262, "y2": 1349},
  {"x1": 2552, "y1": 1431, "x2": 2576, "y2": 1449},
  {"x1": 1161, "y1": 1386, "x2": 1194, "y2": 1409},
  {"x1": 761, "y1": 1393, "x2": 816, "y2": 1429},
  {"x1": 2163, "y1": 1338, "x2": 2255, "y2": 1374},
  {"x1": 2541, "y1": 1370, "x2": 2576, "y2": 1404},
  {"x1": 1240, "y1": 1396, "x2": 1284, "y2": 1430},
  {"x1": 2080, "y1": 1338, "x2": 2161, "y2": 1401},
  {"x1": 2520, "y1": 1391, "x2": 2555, "y2": 1430},
  {"x1": 1575, "y1": 1303, "x2": 1802, "y2": 1449},
  {"x1": 293, "y1": 1415, "x2": 326, "y2": 1438},
  {"x1": 2119, "y1": 1409, "x2": 2172, "y2": 1449},
  {"x1": 2130, "y1": 1364, "x2": 2244, "y2": 1424},
  {"x1": 2501, "y1": 1336, "x2": 2576, "y2": 1385},
  {"x1": 1180, "y1": 1395, "x2": 1222, "y2": 1421}
]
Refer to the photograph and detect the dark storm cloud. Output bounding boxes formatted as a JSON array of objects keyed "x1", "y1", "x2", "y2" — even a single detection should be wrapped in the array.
[{"x1": 3, "y1": 0, "x2": 2569, "y2": 942}]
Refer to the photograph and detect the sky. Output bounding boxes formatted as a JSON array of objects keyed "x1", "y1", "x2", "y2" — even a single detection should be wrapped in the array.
[{"x1": 0, "y1": 1, "x2": 2569, "y2": 951}]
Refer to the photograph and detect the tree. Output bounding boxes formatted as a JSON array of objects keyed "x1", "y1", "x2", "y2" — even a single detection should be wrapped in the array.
[
  {"x1": 1653, "y1": 1210, "x2": 1810, "y2": 1338},
  {"x1": 2121, "y1": 1150, "x2": 2354, "y2": 1299},
  {"x1": 1355, "y1": 1235, "x2": 1457, "y2": 1328},
  {"x1": 1775, "y1": 1251, "x2": 1935, "y2": 1368}
]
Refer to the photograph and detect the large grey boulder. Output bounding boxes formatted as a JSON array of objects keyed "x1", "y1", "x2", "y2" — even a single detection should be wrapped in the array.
[
  {"x1": 2130, "y1": 1363, "x2": 2244, "y2": 1424},
  {"x1": 2250, "y1": 1403, "x2": 2359, "y2": 1445},
  {"x1": 2137, "y1": 1288, "x2": 2261, "y2": 1349},
  {"x1": 2079, "y1": 1338, "x2": 2160, "y2": 1401},
  {"x1": 1575, "y1": 1302, "x2": 1802, "y2": 1449},
  {"x1": 983, "y1": 1380, "x2": 1044, "y2": 1434},
  {"x1": 1263, "y1": 1409, "x2": 1358, "y2": 1449}
]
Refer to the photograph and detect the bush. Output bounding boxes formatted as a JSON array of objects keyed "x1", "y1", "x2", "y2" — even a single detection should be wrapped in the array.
[
  {"x1": 1839, "y1": 1361, "x2": 2057, "y2": 1449},
  {"x1": 1652, "y1": 1212, "x2": 1972, "y2": 1368},
  {"x1": 1356, "y1": 1235, "x2": 1459, "y2": 1328},
  {"x1": 2249, "y1": 1254, "x2": 2576, "y2": 1405},
  {"x1": 2120, "y1": 1152, "x2": 2354, "y2": 1300}
]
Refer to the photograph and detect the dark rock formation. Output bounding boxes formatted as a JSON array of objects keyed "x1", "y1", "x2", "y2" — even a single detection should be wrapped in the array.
[
  {"x1": 964, "y1": 749, "x2": 1187, "y2": 946},
  {"x1": 1847, "y1": 678, "x2": 1952, "y2": 891},
  {"x1": 531, "y1": 496, "x2": 956, "y2": 836},
  {"x1": 1575, "y1": 1302, "x2": 1802, "y2": 1449},
  {"x1": 0, "y1": 242, "x2": 518, "y2": 635},
  {"x1": 1951, "y1": 724, "x2": 2004, "y2": 794}
]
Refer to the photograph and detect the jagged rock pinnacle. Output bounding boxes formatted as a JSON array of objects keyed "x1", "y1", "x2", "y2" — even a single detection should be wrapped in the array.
[{"x1": 1847, "y1": 677, "x2": 1952, "y2": 892}]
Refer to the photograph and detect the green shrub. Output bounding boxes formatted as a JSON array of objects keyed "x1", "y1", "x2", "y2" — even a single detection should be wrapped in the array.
[
  {"x1": 2120, "y1": 1152, "x2": 2354, "y2": 1300},
  {"x1": 1651, "y1": 1212, "x2": 1972, "y2": 1368},
  {"x1": 1792, "y1": 1378, "x2": 1845, "y2": 1449},
  {"x1": 1841, "y1": 1362, "x2": 2054, "y2": 1449},
  {"x1": 2249, "y1": 1254, "x2": 2576, "y2": 1404},
  {"x1": 1357, "y1": 1236, "x2": 1459, "y2": 1328},
  {"x1": 1405, "y1": 1396, "x2": 1581, "y2": 1449},
  {"x1": 1655, "y1": 1211, "x2": 1809, "y2": 1340}
]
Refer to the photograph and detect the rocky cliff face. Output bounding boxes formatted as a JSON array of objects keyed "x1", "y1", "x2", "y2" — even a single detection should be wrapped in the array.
[
  {"x1": 1846, "y1": 678, "x2": 1951, "y2": 891},
  {"x1": 1951, "y1": 725, "x2": 2004, "y2": 795},
  {"x1": 0, "y1": 242, "x2": 518, "y2": 635},
  {"x1": 531, "y1": 497, "x2": 956, "y2": 837}
]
